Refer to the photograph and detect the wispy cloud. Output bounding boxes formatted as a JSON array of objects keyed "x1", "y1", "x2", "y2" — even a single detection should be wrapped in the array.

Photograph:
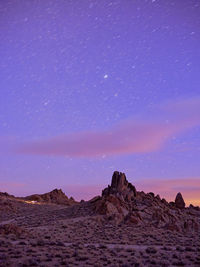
[
  {"x1": 15, "y1": 97, "x2": 200, "y2": 158},
  {"x1": 0, "y1": 182, "x2": 25, "y2": 193}
]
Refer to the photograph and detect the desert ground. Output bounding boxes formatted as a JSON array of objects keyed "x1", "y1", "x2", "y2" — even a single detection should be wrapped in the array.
[{"x1": 0, "y1": 172, "x2": 200, "y2": 267}]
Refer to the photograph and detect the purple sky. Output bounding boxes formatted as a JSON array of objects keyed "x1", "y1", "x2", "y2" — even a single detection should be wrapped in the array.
[{"x1": 0, "y1": 0, "x2": 200, "y2": 205}]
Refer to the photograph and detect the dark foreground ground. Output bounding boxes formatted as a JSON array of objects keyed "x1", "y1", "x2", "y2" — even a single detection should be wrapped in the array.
[{"x1": 0, "y1": 199, "x2": 200, "y2": 267}]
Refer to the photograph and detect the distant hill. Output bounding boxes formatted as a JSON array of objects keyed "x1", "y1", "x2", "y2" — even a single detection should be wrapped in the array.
[{"x1": 23, "y1": 188, "x2": 76, "y2": 205}]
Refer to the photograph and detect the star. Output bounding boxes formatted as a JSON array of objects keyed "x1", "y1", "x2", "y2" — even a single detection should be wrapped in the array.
[
  {"x1": 103, "y1": 74, "x2": 108, "y2": 79},
  {"x1": 43, "y1": 100, "x2": 50, "y2": 106}
]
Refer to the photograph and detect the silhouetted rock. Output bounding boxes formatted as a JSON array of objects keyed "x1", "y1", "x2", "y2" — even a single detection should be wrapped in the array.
[
  {"x1": 94, "y1": 171, "x2": 138, "y2": 223},
  {"x1": 189, "y1": 204, "x2": 200, "y2": 211},
  {"x1": 0, "y1": 171, "x2": 200, "y2": 267},
  {"x1": 102, "y1": 171, "x2": 137, "y2": 201},
  {"x1": 0, "y1": 192, "x2": 15, "y2": 198},
  {"x1": 0, "y1": 192, "x2": 9, "y2": 197},
  {"x1": 0, "y1": 171, "x2": 199, "y2": 237},
  {"x1": 69, "y1": 196, "x2": 75, "y2": 202},
  {"x1": 175, "y1": 192, "x2": 185, "y2": 209},
  {"x1": 93, "y1": 171, "x2": 199, "y2": 231}
]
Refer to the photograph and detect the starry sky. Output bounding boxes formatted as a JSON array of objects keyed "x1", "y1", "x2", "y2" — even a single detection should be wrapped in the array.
[{"x1": 0, "y1": 0, "x2": 200, "y2": 205}]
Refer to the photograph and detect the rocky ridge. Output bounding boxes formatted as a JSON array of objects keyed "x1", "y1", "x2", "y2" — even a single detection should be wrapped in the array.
[
  {"x1": 24, "y1": 188, "x2": 76, "y2": 205},
  {"x1": 0, "y1": 171, "x2": 200, "y2": 267},
  {"x1": 92, "y1": 171, "x2": 199, "y2": 232}
]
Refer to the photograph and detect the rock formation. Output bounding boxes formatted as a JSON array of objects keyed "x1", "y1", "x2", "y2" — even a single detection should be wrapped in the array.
[
  {"x1": 24, "y1": 189, "x2": 76, "y2": 205},
  {"x1": 0, "y1": 171, "x2": 199, "y2": 234},
  {"x1": 0, "y1": 172, "x2": 199, "y2": 267},
  {"x1": 175, "y1": 192, "x2": 185, "y2": 209},
  {"x1": 93, "y1": 172, "x2": 139, "y2": 224},
  {"x1": 102, "y1": 171, "x2": 137, "y2": 201},
  {"x1": 92, "y1": 171, "x2": 199, "y2": 232}
]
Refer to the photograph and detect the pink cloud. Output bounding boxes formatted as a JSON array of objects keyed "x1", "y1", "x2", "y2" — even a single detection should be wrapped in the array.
[
  {"x1": 15, "y1": 97, "x2": 200, "y2": 158},
  {"x1": 0, "y1": 182, "x2": 26, "y2": 194}
]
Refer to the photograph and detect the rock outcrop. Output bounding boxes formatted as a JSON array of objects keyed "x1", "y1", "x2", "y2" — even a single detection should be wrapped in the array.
[
  {"x1": 102, "y1": 171, "x2": 137, "y2": 201},
  {"x1": 94, "y1": 171, "x2": 138, "y2": 223},
  {"x1": 175, "y1": 192, "x2": 185, "y2": 209},
  {"x1": 24, "y1": 189, "x2": 76, "y2": 205},
  {"x1": 92, "y1": 171, "x2": 199, "y2": 232}
]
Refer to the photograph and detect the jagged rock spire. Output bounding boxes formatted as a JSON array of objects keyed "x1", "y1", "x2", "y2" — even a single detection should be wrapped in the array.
[
  {"x1": 102, "y1": 171, "x2": 137, "y2": 200},
  {"x1": 111, "y1": 171, "x2": 128, "y2": 192},
  {"x1": 175, "y1": 192, "x2": 185, "y2": 209}
]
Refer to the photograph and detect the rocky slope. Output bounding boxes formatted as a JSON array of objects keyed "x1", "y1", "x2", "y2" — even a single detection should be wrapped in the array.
[
  {"x1": 0, "y1": 189, "x2": 76, "y2": 221},
  {"x1": 0, "y1": 171, "x2": 200, "y2": 266},
  {"x1": 23, "y1": 189, "x2": 76, "y2": 205},
  {"x1": 92, "y1": 171, "x2": 200, "y2": 232}
]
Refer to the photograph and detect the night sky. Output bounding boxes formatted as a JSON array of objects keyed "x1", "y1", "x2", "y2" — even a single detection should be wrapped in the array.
[{"x1": 0, "y1": 0, "x2": 200, "y2": 205}]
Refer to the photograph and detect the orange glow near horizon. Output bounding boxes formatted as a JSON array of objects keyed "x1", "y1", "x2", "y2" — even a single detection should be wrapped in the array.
[{"x1": 1, "y1": 178, "x2": 200, "y2": 207}]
